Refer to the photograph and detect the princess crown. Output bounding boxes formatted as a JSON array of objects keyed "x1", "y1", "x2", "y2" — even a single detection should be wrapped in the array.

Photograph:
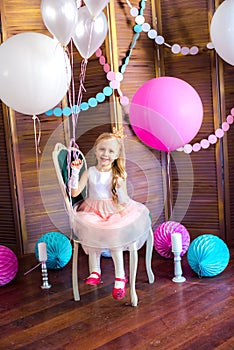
[{"x1": 112, "y1": 126, "x2": 127, "y2": 139}]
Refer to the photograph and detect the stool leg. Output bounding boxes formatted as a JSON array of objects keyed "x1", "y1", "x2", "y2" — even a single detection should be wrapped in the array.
[
  {"x1": 72, "y1": 240, "x2": 80, "y2": 301},
  {"x1": 146, "y1": 228, "x2": 155, "y2": 284},
  {"x1": 129, "y1": 246, "x2": 138, "y2": 307}
]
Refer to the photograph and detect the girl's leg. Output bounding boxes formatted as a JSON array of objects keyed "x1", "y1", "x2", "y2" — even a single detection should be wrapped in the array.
[
  {"x1": 111, "y1": 250, "x2": 127, "y2": 299},
  {"x1": 84, "y1": 249, "x2": 102, "y2": 285}
]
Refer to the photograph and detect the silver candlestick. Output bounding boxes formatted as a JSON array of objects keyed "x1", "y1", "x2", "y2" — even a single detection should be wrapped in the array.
[{"x1": 38, "y1": 242, "x2": 51, "y2": 289}]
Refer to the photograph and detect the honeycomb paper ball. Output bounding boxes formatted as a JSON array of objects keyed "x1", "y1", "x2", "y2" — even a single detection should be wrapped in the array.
[
  {"x1": 0, "y1": 245, "x2": 18, "y2": 286},
  {"x1": 35, "y1": 232, "x2": 72, "y2": 269},
  {"x1": 154, "y1": 221, "x2": 190, "y2": 258},
  {"x1": 187, "y1": 234, "x2": 230, "y2": 277}
]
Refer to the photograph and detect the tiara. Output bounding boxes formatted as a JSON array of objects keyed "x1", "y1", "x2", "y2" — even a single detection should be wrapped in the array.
[{"x1": 112, "y1": 126, "x2": 127, "y2": 139}]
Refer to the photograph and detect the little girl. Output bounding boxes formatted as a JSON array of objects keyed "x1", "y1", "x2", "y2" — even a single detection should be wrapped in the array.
[{"x1": 70, "y1": 131, "x2": 152, "y2": 300}]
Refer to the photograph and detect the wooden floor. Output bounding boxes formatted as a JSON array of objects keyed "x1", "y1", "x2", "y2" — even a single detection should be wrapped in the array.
[{"x1": 0, "y1": 242, "x2": 234, "y2": 350}]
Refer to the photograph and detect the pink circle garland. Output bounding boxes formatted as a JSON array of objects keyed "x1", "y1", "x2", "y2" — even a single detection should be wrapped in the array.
[
  {"x1": 129, "y1": 3, "x2": 212, "y2": 56},
  {"x1": 182, "y1": 108, "x2": 234, "y2": 154},
  {"x1": 95, "y1": 48, "x2": 129, "y2": 107}
]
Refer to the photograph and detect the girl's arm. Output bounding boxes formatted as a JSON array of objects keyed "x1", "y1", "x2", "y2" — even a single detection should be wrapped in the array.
[
  {"x1": 116, "y1": 176, "x2": 129, "y2": 204},
  {"x1": 70, "y1": 160, "x2": 88, "y2": 197}
]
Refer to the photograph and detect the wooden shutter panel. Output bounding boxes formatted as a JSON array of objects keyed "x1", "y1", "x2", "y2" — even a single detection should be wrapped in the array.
[{"x1": 0, "y1": 104, "x2": 22, "y2": 253}]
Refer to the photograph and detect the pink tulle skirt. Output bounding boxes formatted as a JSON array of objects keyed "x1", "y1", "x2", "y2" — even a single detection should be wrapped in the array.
[{"x1": 72, "y1": 198, "x2": 151, "y2": 253}]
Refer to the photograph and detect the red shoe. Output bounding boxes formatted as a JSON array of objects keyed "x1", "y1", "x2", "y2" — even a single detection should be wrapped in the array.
[
  {"x1": 112, "y1": 277, "x2": 128, "y2": 300},
  {"x1": 84, "y1": 272, "x2": 101, "y2": 285}
]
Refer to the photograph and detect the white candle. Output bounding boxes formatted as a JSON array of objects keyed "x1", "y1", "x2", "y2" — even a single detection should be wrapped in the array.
[
  {"x1": 38, "y1": 242, "x2": 48, "y2": 262},
  {"x1": 171, "y1": 232, "x2": 182, "y2": 253}
]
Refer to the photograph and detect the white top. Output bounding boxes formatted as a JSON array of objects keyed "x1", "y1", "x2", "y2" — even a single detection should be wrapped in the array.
[{"x1": 88, "y1": 166, "x2": 112, "y2": 199}]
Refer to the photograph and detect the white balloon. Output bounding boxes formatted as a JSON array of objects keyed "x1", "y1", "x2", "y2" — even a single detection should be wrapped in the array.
[
  {"x1": 41, "y1": 0, "x2": 78, "y2": 46},
  {"x1": 84, "y1": 0, "x2": 110, "y2": 18},
  {"x1": 0, "y1": 32, "x2": 71, "y2": 115},
  {"x1": 72, "y1": 6, "x2": 108, "y2": 59},
  {"x1": 210, "y1": 0, "x2": 234, "y2": 66}
]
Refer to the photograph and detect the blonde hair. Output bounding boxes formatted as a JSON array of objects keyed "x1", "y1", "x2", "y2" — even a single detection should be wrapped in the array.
[{"x1": 94, "y1": 132, "x2": 126, "y2": 203}]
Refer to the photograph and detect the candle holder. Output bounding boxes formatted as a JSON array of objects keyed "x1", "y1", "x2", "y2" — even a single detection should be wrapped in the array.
[
  {"x1": 172, "y1": 251, "x2": 186, "y2": 283},
  {"x1": 40, "y1": 261, "x2": 51, "y2": 289},
  {"x1": 38, "y1": 242, "x2": 51, "y2": 289},
  {"x1": 171, "y1": 232, "x2": 186, "y2": 283}
]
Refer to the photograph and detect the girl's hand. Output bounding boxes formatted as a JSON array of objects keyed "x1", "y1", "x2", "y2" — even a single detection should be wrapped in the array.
[
  {"x1": 71, "y1": 159, "x2": 83, "y2": 170},
  {"x1": 115, "y1": 175, "x2": 124, "y2": 188}
]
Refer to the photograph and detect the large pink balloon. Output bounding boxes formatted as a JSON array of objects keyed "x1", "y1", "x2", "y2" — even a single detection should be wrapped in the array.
[{"x1": 129, "y1": 77, "x2": 203, "y2": 152}]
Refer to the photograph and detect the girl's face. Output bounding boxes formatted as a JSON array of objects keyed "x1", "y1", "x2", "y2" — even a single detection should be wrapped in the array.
[{"x1": 95, "y1": 138, "x2": 120, "y2": 170}]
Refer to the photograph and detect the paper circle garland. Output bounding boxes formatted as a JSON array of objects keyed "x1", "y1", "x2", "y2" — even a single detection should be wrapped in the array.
[
  {"x1": 0, "y1": 245, "x2": 18, "y2": 286},
  {"x1": 181, "y1": 108, "x2": 234, "y2": 153},
  {"x1": 154, "y1": 221, "x2": 190, "y2": 258},
  {"x1": 187, "y1": 234, "x2": 230, "y2": 277},
  {"x1": 35, "y1": 232, "x2": 72, "y2": 269}
]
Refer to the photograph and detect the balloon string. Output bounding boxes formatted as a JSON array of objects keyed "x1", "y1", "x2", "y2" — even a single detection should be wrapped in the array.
[
  {"x1": 73, "y1": 58, "x2": 88, "y2": 140},
  {"x1": 76, "y1": 58, "x2": 87, "y2": 108},
  {"x1": 64, "y1": 45, "x2": 75, "y2": 108},
  {"x1": 32, "y1": 115, "x2": 41, "y2": 169},
  {"x1": 67, "y1": 42, "x2": 76, "y2": 111},
  {"x1": 167, "y1": 151, "x2": 172, "y2": 218},
  {"x1": 67, "y1": 139, "x2": 80, "y2": 241},
  {"x1": 65, "y1": 43, "x2": 77, "y2": 142},
  {"x1": 63, "y1": 43, "x2": 85, "y2": 143},
  {"x1": 68, "y1": 138, "x2": 80, "y2": 167}
]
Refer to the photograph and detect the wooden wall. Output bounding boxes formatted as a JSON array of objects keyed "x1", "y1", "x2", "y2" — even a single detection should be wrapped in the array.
[
  {"x1": 156, "y1": 0, "x2": 234, "y2": 240},
  {"x1": 158, "y1": 0, "x2": 223, "y2": 237},
  {"x1": 112, "y1": 0, "x2": 234, "y2": 241},
  {"x1": 0, "y1": 0, "x2": 233, "y2": 254}
]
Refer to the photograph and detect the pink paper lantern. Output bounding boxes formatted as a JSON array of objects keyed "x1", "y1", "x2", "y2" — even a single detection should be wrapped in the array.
[
  {"x1": 129, "y1": 77, "x2": 203, "y2": 151},
  {"x1": 0, "y1": 245, "x2": 18, "y2": 286},
  {"x1": 154, "y1": 221, "x2": 190, "y2": 258}
]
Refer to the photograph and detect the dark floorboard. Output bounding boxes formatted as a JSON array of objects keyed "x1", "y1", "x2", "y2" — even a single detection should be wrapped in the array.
[{"x1": 0, "y1": 242, "x2": 234, "y2": 350}]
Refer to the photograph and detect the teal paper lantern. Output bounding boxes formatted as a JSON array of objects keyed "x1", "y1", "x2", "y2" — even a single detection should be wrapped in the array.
[
  {"x1": 187, "y1": 234, "x2": 230, "y2": 277},
  {"x1": 35, "y1": 232, "x2": 72, "y2": 269}
]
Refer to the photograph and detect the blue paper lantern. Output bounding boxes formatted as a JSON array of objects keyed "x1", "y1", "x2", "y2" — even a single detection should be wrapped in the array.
[
  {"x1": 35, "y1": 232, "x2": 72, "y2": 269},
  {"x1": 187, "y1": 234, "x2": 230, "y2": 277}
]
